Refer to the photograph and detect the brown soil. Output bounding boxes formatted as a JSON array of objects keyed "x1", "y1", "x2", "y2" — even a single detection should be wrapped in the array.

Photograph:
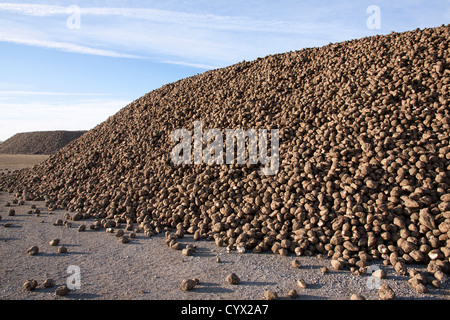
[{"x1": 0, "y1": 131, "x2": 86, "y2": 155}]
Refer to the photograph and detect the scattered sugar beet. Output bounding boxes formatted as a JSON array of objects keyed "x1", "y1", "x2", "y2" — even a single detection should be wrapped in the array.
[
  {"x1": 115, "y1": 229, "x2": 124, "y2": 237},
  {"x1": 180, "y1": 279, "x2": 197, "y2": 291},
  {"x1": 182, "y1": 247, "x2": 194, "y2": 256},
  {"x1": 49, "y1": 239, "x2": 60, "y2": 246},
  {"x1": 372, "y1": 268, "x2": 386, "y2": 279},
  {"x1": 264, "y1": 290, "x2": 278, "y2": 300},
  {"x1": 378, "y1": 284, "x2": 395, "y2": 300},
  {"x1": 226, "y1": 273, "x2": 240, "y2": 285},
  {"x1": 43, "y1": 279, "x2": 56, "y2": 288},
  {"x1": 55, "y1": 285, "x2": 70, "y2": 296},
  {"x1": 0, "y1": 25, "x2": 449, "y2": 277},
  {"x1": 0, "y1": 131, "x2": 86, "y2": 155},
  {"x1": 288, "y1": 289, "x2": 298, "y2": 298},
  {"x1": 350, "y1": 294, "x2": 366, "y2": 300},
  {"x1": 296, "y1": 278, "x2": 307, "y2": 289},
  {"x1": 27, "y1": 246, "x2": 39, "y2": 256},
  {"x1": 57, "y1": 246, "x2": 68, "y2": 254},
  {"x1": 23, "y1": 279, "x2": 38, "y2": 291},
  {"x1": 291, "y1": 259, "x2": 301, "y2": 269}
]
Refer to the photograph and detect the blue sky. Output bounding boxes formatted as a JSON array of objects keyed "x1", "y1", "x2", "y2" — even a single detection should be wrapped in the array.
[{"x1": 0, "y1": 0, "x2": 449, "y2": 141}]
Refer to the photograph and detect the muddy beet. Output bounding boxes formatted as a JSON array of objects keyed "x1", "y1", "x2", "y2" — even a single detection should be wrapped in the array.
[
  {"x1": 226, "y1": 273, "x2": 240, "y2": 285},
  {"x1": 180, "y1": 279, "x2": 197, "y2": 291},
  {"x1": 23, "y1": 279, "x2": 38, "y2": 291}
]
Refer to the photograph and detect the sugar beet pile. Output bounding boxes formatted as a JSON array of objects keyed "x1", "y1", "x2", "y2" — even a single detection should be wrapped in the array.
[
  {"x1": 0, "y1": 131, "x2": 87, "y2": 155},
  {"x1": 1, "y1": 26, "x2": 449, "y2": 276}
]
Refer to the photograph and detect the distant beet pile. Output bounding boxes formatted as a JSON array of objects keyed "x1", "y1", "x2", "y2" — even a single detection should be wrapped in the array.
[
  {"x1": 0, "y1": 131, "x2": 87, "y2": 155},
  {"x1": 1, "y1": 26, "x2": 449, "y2": 276}
]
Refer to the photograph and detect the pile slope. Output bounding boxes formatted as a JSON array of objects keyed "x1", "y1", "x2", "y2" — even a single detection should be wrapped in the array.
[
  {"x1": 0, "y1": 131, "x2": 87, "y2": 155},
  {"x1": 1, "y1": 25, "x2": 449, "y2": 274}
]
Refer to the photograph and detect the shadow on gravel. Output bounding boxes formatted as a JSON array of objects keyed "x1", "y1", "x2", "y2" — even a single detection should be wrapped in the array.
[
  {"x1": 307, "y1": 283, "x2": 325, "y2": 290},
  {"x1": 1, "y1": 224, "x2": 21, "y2": 229},
  {"x1": 194, "y1": 282, "x2": 234, "y2": 294},
  {"x1": 292, "y1": 294, "x2": 329, "y2": 300},
  {"x1": 394, "y1": 295, "x2": 447, "y2": 301},
  {"x1": 37, "y1": 286, "x2": 102, "y2": 300},
  {"x1": 193, "y1": 247, "x2": 215, "y2": 258},
  {"x1": 62, "y1": 291, "x2": 102, "y2": 300},
  {"x1": 62, "y1": 243, "x2": 81, "y2": 247},
  {"x1": 59, "y1": 251, "x2": 87, "y2": 255},
  {"x1": 240, "y1": 281, "x2": 277, "y2": 287},
  {"x1": 429, "y1": 288, "x2": 450, "y2": 299},
  {"x1": 300, "y1": 265, "x2": 324, "y2": 271},
  {"x1": 33, "y1": 252, "x2": 59, "y2": 257},
  {"x1": 34, "y1": 251, "x2": 90, "y2": 257},
  {"x1": 0, "y1": 237, "x2": 20, "y2": 241}
]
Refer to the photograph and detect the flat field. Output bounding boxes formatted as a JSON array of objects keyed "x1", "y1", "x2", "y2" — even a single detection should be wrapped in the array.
[{"x1": 0, "y1": 154, "x2": 49, "y2": 171}]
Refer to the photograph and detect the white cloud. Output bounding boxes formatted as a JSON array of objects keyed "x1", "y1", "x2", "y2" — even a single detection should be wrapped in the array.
[
  {"x1": 0, "y1": 1, "x2": 448, "y2": 70},
  {"x1": 160, "y1": 60, "x2": 219, "y2": 70},
  {"x1": 0, "y1": 97, "x2": 130, "y2": 140},
  {"x1": 0, "y1": 2, "x2": 350, "y2": 67},
  {"x1": 0, "y1": 3, "x2": 66, "y2": 16},
  {"x1": 0, "y1": 32, "x2": 143, "y2": 59},
  {"x1": 0, "y1": 91, "x2": 110, "y2": 96},
  {"x1": 0, "y1": 3, "x2": 330, "y2": 33},
  {"x1": 0, "y1": 87, "x2": 130, "y2": 141}
]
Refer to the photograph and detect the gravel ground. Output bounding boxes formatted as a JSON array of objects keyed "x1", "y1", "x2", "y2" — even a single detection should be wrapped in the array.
[{"x1": 0, "y1": 192, "x2": 449, "y2": 301}]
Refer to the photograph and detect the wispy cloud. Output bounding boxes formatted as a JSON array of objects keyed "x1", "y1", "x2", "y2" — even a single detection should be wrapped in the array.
[
  {"x1": 0, "y1": 3, "x2": 331, "y2": 33},
  {"x1": 160, "y1": 60, "x2": 219, "y2": 70},
  {"x1": 0, "y1": 91, "x2": 110, "y2": 96},
  {"x1": 0, "y1": 3, "x2": 65, "y2": 16},
  {"x1": 0, "y1": 28, "x2": 143, "y2": 59},
  {"x1": 1, "y1": 1, "x2": 448, "y2": 69},
  {"x1": 0, "y1": 2, "x2": 351, "y2": 68}
]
